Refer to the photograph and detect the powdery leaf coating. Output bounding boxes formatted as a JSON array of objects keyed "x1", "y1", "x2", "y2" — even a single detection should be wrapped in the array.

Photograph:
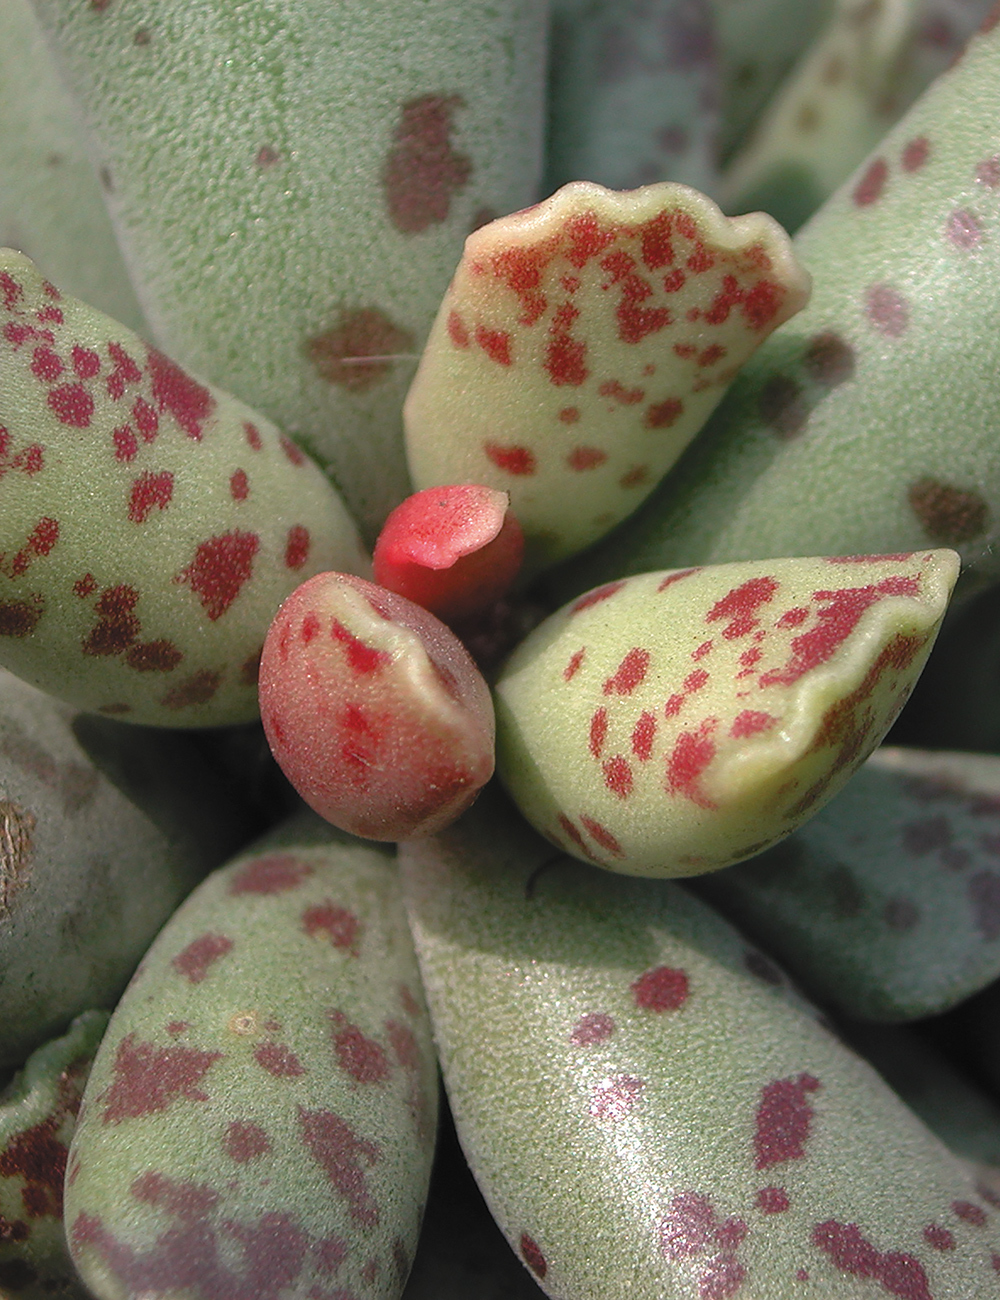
[
  {"x1": 699, "y1": 746, "x2": 1000, "y2": 1021},
  {"x1": 373, "y1": 484, "x2": 524, "y2": 623},
  {"x1": 401, "y1": 794, "x2": 1000, "y2": 1300},
  {"x1": 0, "y1": 1009, "x2": 108, "y2": 1300},
  {"x1": 65, "y1": 816, "x2": 437, "y2": 1300},
  {"x1": 0, "y1": 669, "x2": 247, "y2": 1074},
  {"x1": 545, "y1": 0, "x2": 720, "y2": 196},
  {"x1": 562, "y1": 15, "x2": 1000, "y2": 596},
  {"x1": 260, "y1": 574, "x2": 495, "y2": 840},
  {"x1": 404, "y1": 181, "x2": 810, "y2": 571},
  {"x1": 0, "y1": 250, "x2": 367, "y2": 726},
  {"x1": 27, "y1": 0, "x2": 548, "y2": 540},
  {"x1": 495, "y1": 551, "x2": 957, "y2": 877}
]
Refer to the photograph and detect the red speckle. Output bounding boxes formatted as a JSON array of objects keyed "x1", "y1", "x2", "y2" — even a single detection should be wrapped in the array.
[
  {"x1": 302, "y1": 903, "x2": 360, "y2": 952},
  {"x1": 0, "y1": 1120, "x2": 70, "y2": 1220},
  {"x1": 796, "y1": 1270, "x2": 810, "y2": 1282},
  {"x1": 706, "y1": 575, "x2": 778, "y2": 640},
  {"x1": 223, "y1": 1121, "x2": 271, "y2": 1163},
  {"x1": 646, "y1": 397, "x2": 683, "y2": 428},
  {"x1": 580, "y1": 815, "x2": 624, "y2": 857},
  {"x1": 0, "y1": 271, "x2": 23, "y2": 309},
  {"x1": 475, "y1": 325, "x2": 512, "y2": 365},
  {"x1": 31, "y1": 344, "x2": 63, "y2": 382},
  {"x1": 244, "y1": 421, "x2": 263, "y2": 450},
  {"x1": 902, "y1": 137, "x2": 930, "y2": 172},
  {"x1": 923, "y1": 1225, "x2": 954, "y2": 1250},
  {"x1": 230, "y1": 853, "x2": 313, "y2": 895},
  {"x1": 620, "y1": 464, "x2": 649, "y2": 488},
  {"x1": 255, "y1": 144, "x2": 281, "y2": 167},
  {"x1": 598, "y1": 379, "x2": 645, "y2": 405},
  {"x1": 559, "y1": 406, "x2": 580, "y2": 423},
  {"x1": 604, "y1": 754, "x2": 633, "y2": 798},
  {"x1": 160, "y1": 669, "x2": 222, "y2": 710},
  {"x1": 254, "y1": 1042, "x2": 306, "y2": 1078},
  {"x1": 632, "y1": 965, "x2": 690, "y2": 1012},
  {"x1": 564, "y1": 647, "x2": 586, "y2": 681},
  {"x1": 105, "y1": 341, "x2": 142, "y2": 400},
  {"x1": 73, "y1": 574, "x2": 97, "y2": 598},
  {"x1": 571, "y1": 1012, "x2": 615, "y2": 1045},
  {"x1": 175, "y1": 530, "x2": 259, "y2": 620},
  {"x1": 330, "y1": 1013, "x2": 390, "y2": 1083},
  {"x1": 128, "y1": 470, "x2": 174, "y2": 523},
  {"x1": 741, "y1": 280, "x2": 782, "y2": 330},
  {"x1": 757, "y1": 1188, "x2": 790, "y2": 1214},
  {"x1": 545, "y1": 306, "x2": 589, "y2": 386},
  {"x1": 946, "y1": 208, "x2": 982, "y2": 249},
  {"x1": 639, "y1": 211, "x2": 675, "y2": 269},
  {"x1": 484, "y1": 441, "x2": 536, "y2": 475},
  {"x1": 284, "y1": 524, "x2": 310, "y2": 570},
  {"x1": 866, "y1": 284, "x2": 909, "y2": 336},
  {"x1": 113, "y1": 424, "x2": 138, "y2": 462},
  {"x1": 854, "y1": 158, "x2": 889, "y2": 206},
  {"x1": 557, "y1": 812, "x2": 601, "y2": 861},
  {"x1": 520, "y1": 1234, "x2": 547, "y2": 1279},
  {"x1": 230, "y1": 469, "x2": 249, "y2": 501},
  {"x1": 812, "y1": 1221, "x2": 931, "y2": 1300},
  {"x1": 589, "y1": 707, "x2": 608, "y2": 759},
  {"x1": 298, "y1": 1107, "x2": 380, "y2": 1227},
  {"x1": 567, "y1": 445, "x2": 608, "y2": 470},
  {"x1": 632, "y1": 710, "x2": 657, "y2": 761},
  {"x1": 69, "y1": 345, "x2": 101, "y2": 379},
  {"x1": 659, "y1": 568, "x2": 701, "y2": 593},
  {"x1": 603, "y1": 647, "x2": 650, "y2": 695},
  {"x1": 664, "y1": 693, "x2": 685, "y2": 717},
  {"x1": 447, "y1": 311, "x2": 470, "y2": 348},
  {"x1": 48, "y1": 382, "x2": 94, "y2": 427},
  {"x1": 572, "y1": 580, "x2": 625, "y2": 614},
  {"x1": 776, "y1": 606, "x2": 810, "y2": 628},
  {"x1": 698, "y1": 344, "x2": 726, "y2": 367},
  {"x1": 382, "y1": 94, "x2": 471, "y2": 234},
  {"x1": 82, "y1": 584, "x2": 140, "y2": 656},
  {"x1": 760, "y1": 576, "x2": 920, "y2": 688},
  {"x1": 146, "y1": 347, "x2": 214, "y2": 439},
  {"x1": 976, "y1": 156, "x2": 1000, "y2": 187},
  {"x1": 166, "y1": 1022, "x2": 188, "y2": 1037},
  {"x1": 754, "y1": 1073, "x2": 821, "y2": 1170},
  {"x1": 171, "y1": 933, "x2": 233, "y2": 984},
  {"x1": 731, "y1": 710, "x2": 777, "y2": 738},
  {"x1": 590, "y1": 1073, "x2": 644, "y2": 1120},
  {"x1": 700, "y1": 1254, "x2": 746, "y2": 1299},
  {"x1": 665, "y1": 719, "x2": 718, "y2": 809},
  {"x1": 952, "y1": 1200, "x2": 988, "y2": 1226},
  {"x1": 133, "y1": 397, "x2": 159, "y2": 440},
  {"x1": 660, "y1": 1191, "x2": 716, "y2": 1259},
  {"x1": 1, "y1": 515, "x2": 59, "y2": 579},
  {"x1": 330, "y1": 619, "x2": 390, "y2": 674},
  {"x1": 100, "y1": 1034, "x2": 222, "y2": 1124},
  {"x1": 685, "y1": 668, "x2": 709, "y2": 693},
  {"x1": 307, "y1": 308, "x2": 414, "y2": 394},
  {"x1": 386, "y1": 1019, "x2": 420, "y2": 1071},
  {"x1": 280, "y1": 434, "x2": 307, "y2": 466}
]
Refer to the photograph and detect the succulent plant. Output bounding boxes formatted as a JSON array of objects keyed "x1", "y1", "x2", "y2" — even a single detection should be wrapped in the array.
[{"x1": 6, "y1": 2, "x2": 1000, "y2": 1299}]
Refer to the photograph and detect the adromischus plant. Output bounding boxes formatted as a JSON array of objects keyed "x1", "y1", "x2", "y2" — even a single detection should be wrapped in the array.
[{"x1": 4, "y1": 2, "x2": 1000, "y2": 1299}]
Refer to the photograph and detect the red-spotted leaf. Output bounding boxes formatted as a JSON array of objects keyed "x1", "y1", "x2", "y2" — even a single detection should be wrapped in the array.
[
  {"x1": 259, "y1": 574, "x2": 494, "y2": 840},
  {"x1": 495, "y1": 551, "x2": 958, "y2": 876},
  {"x1": 404, "y1": 181, "x2": 810, "y2": 571}
]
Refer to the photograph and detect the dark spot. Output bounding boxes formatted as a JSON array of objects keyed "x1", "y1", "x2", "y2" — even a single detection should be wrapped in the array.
[
  {"x1": 125, "y1": 639, "x2": 183, "y2": 672},
  {"x1": 330, "y1": 1013, "x2": 390, "y2": 1083},
  {"x1": 171, "y1": 933, "x2": 233, "y2": 984},
  {"x1": 306, "y1": 307, "x2": 414, "y2": 392},
  {"x1": 255, "y1": 145, "x2": 281, "y2": 168},
  {"x1": 757, "y1": 374, "x2": 807, "y2": 437},
  {"x1": 298, "y1": 1107, "x2": 380, "y2": 1228},
  {"x1": 853, "y1": 157, "x2": 888, "y2": 206},
  {"x1": 803, "y1": 333, "x2": 855, "y2": 387},
  {"x1": 519, "y1": 1234, "x2": 547, "y2": 1279},
  {"x1": 632, "y1": 965, "x2": 689, "y2": 1012},
  {"x1": 302, "y1": 903, "x2": 360, "y2": 951},
  {"x1": 133, "y1": 26, "x2": 151, "y2": 44},
  {"x1": 824, "y1": 865, "x2": 865, "y2": 918},
  {"x1": 160, "y1": 669, "x2": 222, "y2": 710},
  {"x1": 382, "y1": 94, "x2": 472, "y2": 233},
  {"x1": 866, "y1": 283, "x2": 909, "y2": 336},
  {"x1": 99, "y1": 1034, "x2": 222, "y2": 1124},
  {"x1": 0, "y1": 599, "x2": 42, "y2": 637},
  {"x1": 230, "y1": 853, "x2": 313, "y2": 895},
  {"x1": 254, "y1": 1042, "x2": 305, "y2": 1078},
  {"x1": 908, "y1": 477, "x2": 988, "y2": 545},
  {"x1": 82, "y1": 585, "x2": 140, "y2": 656},
  {"x1": 883, "y1": 897, "x2": 920, "y2": 932},
  {"x1": 743, "y1": 950, "x2": 783, "y2": 985},
  {"x1": 754, "y1": 1073, "x2": 821, "y2": 1169}
]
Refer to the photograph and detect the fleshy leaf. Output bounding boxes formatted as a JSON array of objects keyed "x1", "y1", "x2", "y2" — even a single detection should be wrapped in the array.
[
  {"x1": 0, "y1": 250, "x2": 367, "y2": 726},
  {"x1": 698, "y1": 746, "x2": 1000, "y2": 1020},
  {"x1": 65, "y1": 815, "x2": 437, "y2": 1300},
  {"x1": 27, "y1": 0, "x2": 549, "y2": 539},
  {"x1": 722, "y1": 0, "x2": 995, "y2": 233},
  {"x1": 405, "y1": 181, "x2": 810, "y2": 571},
  {"x1": 0, "y1": 1010, "x2": 108, "y2": 1300},
  {"x1": 560, "y1": 12, "x2": 1000, "y2": 595},
  {"x1": 402, "y1": 793, "x2": 1000, "y2": 1300},
  {"x1": 495, "y1": 551, "x2": 957, "y2": 876},
  {"x1": 545, "y1": 0, "x2": 721, "y2": 196},
  {"x1": 259, "y1": 574, "x2": 495, "y2": 840}
]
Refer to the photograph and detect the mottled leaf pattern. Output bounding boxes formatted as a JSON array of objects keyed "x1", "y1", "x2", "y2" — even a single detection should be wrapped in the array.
[{"x1": 496, "y1": 552, "x2": 956, "y2": 876}]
